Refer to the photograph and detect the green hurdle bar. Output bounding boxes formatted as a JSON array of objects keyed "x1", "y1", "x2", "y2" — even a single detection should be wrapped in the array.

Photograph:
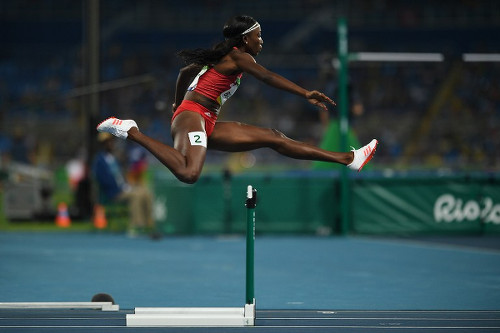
[{"x1": 127, "y1": 185, "x2": 257, "y2": 327}]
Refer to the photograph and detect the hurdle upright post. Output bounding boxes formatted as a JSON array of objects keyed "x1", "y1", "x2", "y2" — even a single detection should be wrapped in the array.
[{"x1": 245, "y1": 185, "x2": 257, "y2": 305}]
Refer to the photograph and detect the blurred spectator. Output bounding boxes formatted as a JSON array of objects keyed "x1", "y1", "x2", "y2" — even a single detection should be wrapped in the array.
[
  {"x1": 92, "y1": 132, "x2": 156, "y2": 237},
  {"x1": 127, "y1": 146, "x2": 149, "y2": 186},
  {"x1": 71, "y1": 165, "x2": 93, "y2": 220},
  {"x1": 66, "y1": 148, "x2": 93, "y2": 219},
  {"x1": 66, "y1": 148, "x2": 86, "y2": 191}
]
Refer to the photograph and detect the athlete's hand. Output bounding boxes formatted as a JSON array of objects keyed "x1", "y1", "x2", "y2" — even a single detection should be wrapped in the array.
[{"x1": 305, "y1": 90, "x2": 336, "y2": 112}]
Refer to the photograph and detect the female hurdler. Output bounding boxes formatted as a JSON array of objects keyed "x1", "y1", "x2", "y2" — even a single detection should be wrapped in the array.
[{"x1": 97, "y1": 15, "x2": 378, "y2": 184}]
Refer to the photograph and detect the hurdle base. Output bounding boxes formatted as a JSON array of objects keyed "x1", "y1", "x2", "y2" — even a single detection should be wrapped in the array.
[
  {"x1": 0, "y1": 302, "x2": 119, "y2": 311},
  {"x1": 126, "y1": 300, "x2": 255, "y2": 327}
]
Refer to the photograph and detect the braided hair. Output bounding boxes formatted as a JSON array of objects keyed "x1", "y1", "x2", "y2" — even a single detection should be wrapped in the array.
[{"x1": 177, "y1": 15, "x2": 258, "y2": 66}]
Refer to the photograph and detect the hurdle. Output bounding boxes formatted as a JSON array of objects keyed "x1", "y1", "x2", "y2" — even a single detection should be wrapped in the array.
[
  {"x1": 0, "y1": 302, "x2": 119, "y2": 311},
  {"x1": 126, "y1": 185, "x2": 257, "y2": 327}
]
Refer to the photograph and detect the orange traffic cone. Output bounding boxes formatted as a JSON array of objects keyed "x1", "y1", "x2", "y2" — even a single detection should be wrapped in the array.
[
  {"x1": 55, "y1": 202, "x2": 71, "y2": 228},
  {"x1": 93, "y1": 204, "x2": 108, "y2": 229}
]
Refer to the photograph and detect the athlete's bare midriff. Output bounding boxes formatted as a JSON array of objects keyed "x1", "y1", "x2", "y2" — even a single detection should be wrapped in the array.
[{"x1": 184, "y1": 90, "x2": 221, "y2": 114}]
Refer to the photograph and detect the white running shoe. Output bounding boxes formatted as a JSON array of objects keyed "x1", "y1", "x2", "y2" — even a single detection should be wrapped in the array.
[
  {"x1": 96, "y1": 117, "x2": 138, "y2": 139},
  {"x1": 347, "y1": 139, "x2": 378, "y2": 172}
]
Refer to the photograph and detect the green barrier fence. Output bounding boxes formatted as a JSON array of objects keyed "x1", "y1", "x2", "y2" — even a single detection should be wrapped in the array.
[
  {"x1": 152, "y1": 171, "x2": 338, "y2": 235},
  {"x1": 151, "y1": 171, "x2": 500, "y2": 235},
  {"x1": 352, "y1": 175, "x2": 500, "y2": 235}
]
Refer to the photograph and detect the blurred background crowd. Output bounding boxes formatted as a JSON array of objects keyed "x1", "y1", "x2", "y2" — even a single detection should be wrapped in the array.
[
  {"x1": 1, "y1": 0, "x2": 499, "y2": 174},
  {"x1": 0, "y1": 0, "x2": 499, "y2": 225}
]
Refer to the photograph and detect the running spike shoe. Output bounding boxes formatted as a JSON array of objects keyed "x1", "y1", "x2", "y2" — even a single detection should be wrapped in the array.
[
  {"x1": 96, "y1": 117, "x2": 138, "y2": 139},
  {"x1": 347, "y1": 139, "x2": 378, "y2": 172}
]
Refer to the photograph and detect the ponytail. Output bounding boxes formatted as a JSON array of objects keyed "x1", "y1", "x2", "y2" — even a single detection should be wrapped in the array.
[{"x1": 177, "y1": 15, "x2": 258, "y2": 66}]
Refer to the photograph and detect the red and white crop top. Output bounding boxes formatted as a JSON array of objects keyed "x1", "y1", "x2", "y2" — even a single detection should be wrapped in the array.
[{"x1": 187, "y1": 66, "x2": 242, "y2": 110}]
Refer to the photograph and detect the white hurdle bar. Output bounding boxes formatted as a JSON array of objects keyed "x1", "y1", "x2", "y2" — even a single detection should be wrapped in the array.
[
  {"x1": 0, "y1": 302, "x2": 119, "y2": 311},
  {"x1": 126, "y1": 302, "x2": 255, "y2": 327},
  {"x1": 463, "y1": 53, "x2": 500, "y2": 62},
  {"x1": 349, "y1": 52, "x2": 444, "y2": 62},
  {"x1": 126, "y1": 185, "x2": 257, "y2": 327}
]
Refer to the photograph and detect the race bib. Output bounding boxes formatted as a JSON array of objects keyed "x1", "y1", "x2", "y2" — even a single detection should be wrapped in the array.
[{"x1": 188, "y1": 131, "x2": 207, "y2": 147}]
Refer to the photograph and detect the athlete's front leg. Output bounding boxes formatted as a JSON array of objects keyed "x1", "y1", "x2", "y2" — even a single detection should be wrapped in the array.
[
  {"x1": 208, "y1": 121, "x2": 277, "y2": 152},
  {"x1": 208, "y1": 121, "x2": 353, "y2": 165}
]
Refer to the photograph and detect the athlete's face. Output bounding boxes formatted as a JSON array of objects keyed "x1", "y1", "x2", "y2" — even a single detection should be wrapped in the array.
[{"x1": 244, "y1": 27, "x2": 263, "y2": 56}]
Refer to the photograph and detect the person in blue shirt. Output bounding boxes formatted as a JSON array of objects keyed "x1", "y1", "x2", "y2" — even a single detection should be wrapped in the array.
[{"x1": 92, "y1": 132, "x2": 154, "y2": 236}]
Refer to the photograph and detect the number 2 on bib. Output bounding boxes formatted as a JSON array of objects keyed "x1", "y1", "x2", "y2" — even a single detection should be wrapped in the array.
[{"x1": 188, "y1": 131, "x2": 207, "y2": 148}]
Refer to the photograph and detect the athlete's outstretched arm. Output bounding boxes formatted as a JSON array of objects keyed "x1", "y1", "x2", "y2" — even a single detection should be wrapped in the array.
[{"x1": 231, "y1": 51, "x2": 335, "y2": 111}]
